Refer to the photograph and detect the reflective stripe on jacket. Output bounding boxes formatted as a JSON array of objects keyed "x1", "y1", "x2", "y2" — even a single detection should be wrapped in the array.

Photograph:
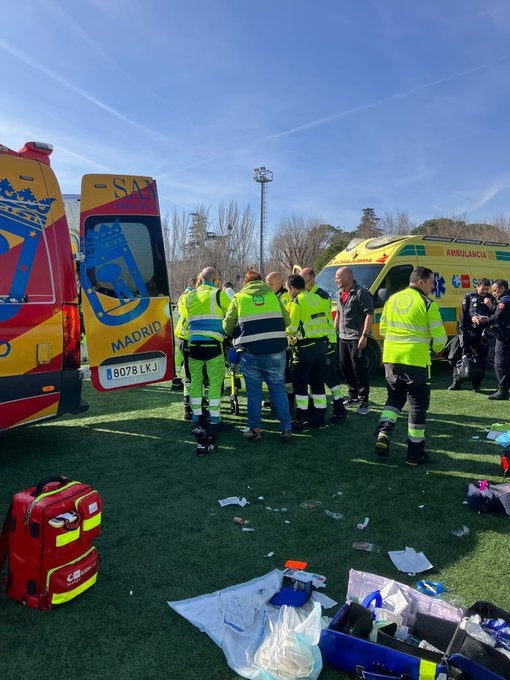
[
  {"x1": 233, "y1": 288, "x2": 287, "y2": 355},
  {"x1": 380, "y1": 286, "x2": 447, "y2": 367},
  {"x1": 287, "y1": 290, "x2": 330, "y2": 341},
  {"x1": 174, "y1": 287, "x2": 193, "y2": 340},
  {"x1": 185, "y1": 283, "x2": 229, "y2": 343},
  {"x1": 310, "y1": 284, "x2": 336, "y2": 344}
]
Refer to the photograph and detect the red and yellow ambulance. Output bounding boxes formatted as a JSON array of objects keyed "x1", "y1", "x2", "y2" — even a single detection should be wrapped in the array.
[
  {"x1": 316, "y1": 234, "x2": 510, "y2": 373},
  {"x1": 0, "y1": 141, "x2": 174, "y2": 431}
]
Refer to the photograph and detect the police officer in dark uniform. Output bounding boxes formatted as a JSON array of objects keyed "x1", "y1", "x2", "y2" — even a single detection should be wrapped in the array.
[
  {"x1": 473, "y1": 279, "x2": 510, "y2": 400},
  {"x1": 448, "y1": 278, "x2": 494, "y2": 392}
]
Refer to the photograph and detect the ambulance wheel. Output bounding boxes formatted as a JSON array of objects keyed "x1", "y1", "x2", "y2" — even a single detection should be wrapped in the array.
[
  {"x1": 230, "y1": 395, "x2": 239, "y2": 416},
  {"x1": 363, "y1": 338, "x2": 382, "y2": 377}
]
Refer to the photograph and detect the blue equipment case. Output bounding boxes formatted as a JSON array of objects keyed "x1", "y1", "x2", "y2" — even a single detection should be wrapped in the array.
[{"x1": 319, "y1": 600, "x2": 510, "y2": 680}]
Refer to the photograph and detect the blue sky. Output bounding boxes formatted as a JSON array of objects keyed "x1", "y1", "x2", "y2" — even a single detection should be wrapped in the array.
[{"x1": 2, "y1": 0, "x2": 510, "y2": 234}]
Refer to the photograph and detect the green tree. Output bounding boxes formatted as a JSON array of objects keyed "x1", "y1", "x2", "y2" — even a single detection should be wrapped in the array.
[
  {"x1": 412, "y1": 217, "x2": 458, "y2": 235},
  {"x1": 314, "y1": 229, "x2": 350, "y2": 271},
  {"x1": 354, "y1": 208, "x2": 382, "y2": 239}
]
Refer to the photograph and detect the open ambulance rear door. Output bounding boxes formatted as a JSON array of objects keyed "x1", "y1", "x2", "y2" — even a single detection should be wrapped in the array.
[{"x1": 80, "y1": 174, "x2": 174, "y2": 391}]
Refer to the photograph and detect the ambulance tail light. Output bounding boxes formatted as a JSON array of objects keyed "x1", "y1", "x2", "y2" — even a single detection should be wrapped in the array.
[{"x1": 62, "y1": 303, "x2": 81, "y2": 370}]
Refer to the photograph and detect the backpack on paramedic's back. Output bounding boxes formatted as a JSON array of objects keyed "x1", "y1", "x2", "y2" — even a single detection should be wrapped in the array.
[{"x1": 466, "y1": 481, "x2": 510, "y2": 516}]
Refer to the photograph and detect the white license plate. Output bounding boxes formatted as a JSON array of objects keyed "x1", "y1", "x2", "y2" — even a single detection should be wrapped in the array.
[{"x1": 98, "y1": 356, "x2": 166, "y2": 389}]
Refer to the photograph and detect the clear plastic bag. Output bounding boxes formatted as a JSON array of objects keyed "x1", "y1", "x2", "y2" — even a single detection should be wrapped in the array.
[{"x1": 253, "y1": 602, "x2": 323, "y2": 680}]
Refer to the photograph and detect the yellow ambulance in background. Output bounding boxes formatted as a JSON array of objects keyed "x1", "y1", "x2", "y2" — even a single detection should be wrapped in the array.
[{"x1": 315, "y1": 234, "x2": 510, "y2": 373}]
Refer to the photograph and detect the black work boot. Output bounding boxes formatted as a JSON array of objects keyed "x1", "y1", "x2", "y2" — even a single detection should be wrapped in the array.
[
  {"x1": 193, "y1": 417, "x2": 214, "y2": 456},
  {"x1": 293, "y1": 409, "x2": 308, "y2": 431},
  {"x1": 375, "y1": 432, "x2": 391, "y2": 456},
  {"x1": 488, "y1": 390, "x2": 509, "y2": 400},
  {"x1": 405, "y1": 439, "x2": 429, "y2": 467},
  {"x1": 309, "y1": 407, "x2": 326, "y2": 429},
  {"x1": 191, "y1": 414, "x2": 208, "y2": 438},
  {"x1": 171, "y1": 377, "x2": 184, "y2": 391},
  {"x1": 329, "y1": 399, "x2": 347, "y2": 424},
  {"x1": 183, "y1": 395, "x2": 193, "y2": 421},
  {"x1": 205, "y1": 423, "x2": 219, "y2": 452}
]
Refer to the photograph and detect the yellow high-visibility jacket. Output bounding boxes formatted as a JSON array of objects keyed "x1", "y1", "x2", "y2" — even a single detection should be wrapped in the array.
[{"x1": 380, "y1": 286, "x2": 447, "y2": 367}]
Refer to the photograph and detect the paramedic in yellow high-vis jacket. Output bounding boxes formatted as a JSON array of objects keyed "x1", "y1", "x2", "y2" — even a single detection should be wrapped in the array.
[{"x1": 375, "y1": 266, "x2": 447, "y2": 466}]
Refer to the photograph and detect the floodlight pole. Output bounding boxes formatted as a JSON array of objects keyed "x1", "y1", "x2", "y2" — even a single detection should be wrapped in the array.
[{"x1": 253, "y1": 166, "x2": 273, "y2": 276}]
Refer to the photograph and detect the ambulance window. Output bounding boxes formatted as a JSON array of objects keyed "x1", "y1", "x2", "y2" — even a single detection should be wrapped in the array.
[
  {"x1": 83, "y1": 215, "x2": 168, "y2": 299},
  {"x1": 383, "y1": 265, "x2": 413, "y2": 295}
]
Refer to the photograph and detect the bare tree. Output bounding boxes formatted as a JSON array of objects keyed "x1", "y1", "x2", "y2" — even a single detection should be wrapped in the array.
[
  {"x1": 210, "y1": 202, "x2": 257, "y2": 286},
  {"x1": 163, "y1": 202, "x2": 257, "y2": 297},
  {"x1": 268, "y1": 216, "x2": 337, "y2": 273},
  {"x1": 380, "y1": 210, "x2": 415, "y2": 235}
]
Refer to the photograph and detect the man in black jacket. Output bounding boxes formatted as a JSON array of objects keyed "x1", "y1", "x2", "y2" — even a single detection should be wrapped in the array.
[
  {"x1": 448, "y1": 278, "x2": 494, "y2": 392},
  {"x1": 473, "y1": 279, "x2": 510, "y2": 400}
]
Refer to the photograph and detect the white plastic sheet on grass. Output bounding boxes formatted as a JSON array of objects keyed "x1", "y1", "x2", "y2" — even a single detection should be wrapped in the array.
[{"x1": 168, "y1": 570, "x2": 323, "y2": 679}]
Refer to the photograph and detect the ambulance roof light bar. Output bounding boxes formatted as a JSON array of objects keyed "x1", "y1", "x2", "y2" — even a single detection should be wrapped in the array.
[{"x1": 18, "y1": 141, "x2": 53, "y2": 165}]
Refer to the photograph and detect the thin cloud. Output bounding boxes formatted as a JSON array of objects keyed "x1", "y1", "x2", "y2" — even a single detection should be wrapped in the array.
[
  {"x1": 464, "y1": 176, "x2": 510, "y2": 212},
  {"x1": 54, "y1": 145, "x2": 111, "y2": 171},
  {"x1": 158, "y1": 58, "x2": 507, "y2": 181},
  {"x1": 35, "y1": 0, "x2": 165, "y2": 105},
  {"x1": 266, "y1": 56, "x2": 510, "y2": 140},
  {"x1": 0, "y1": 39, "x2": 169, "y2": 143}
]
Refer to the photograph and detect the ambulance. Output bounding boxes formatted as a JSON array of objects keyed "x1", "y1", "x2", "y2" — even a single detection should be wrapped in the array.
[
  {"x1": 315, "y1": 233, "x2": 510, "y2": 373},
  {"x1": 0, "y1": 141, "x2": 174, "y2": 432}
]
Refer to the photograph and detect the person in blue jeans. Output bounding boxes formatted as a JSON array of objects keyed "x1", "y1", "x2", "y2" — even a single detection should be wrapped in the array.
[{"x1": 223, "y1": 270, "x2": 292, "y2": 442}]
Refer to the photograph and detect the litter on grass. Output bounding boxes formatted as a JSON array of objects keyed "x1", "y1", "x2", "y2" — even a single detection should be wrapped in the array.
[
  {"x1": 451, "y1": 525, "x2": 470, "y2": 537},
  {"x1": 218, "y1": 496, "x2": 249, "y2": 507},
  {"x1": 325, "y1": 510, "x2": 344, "y2": 520},
  {"x1": 388, "y1": 547, "x2": 433, "y2": 575},
  {"x1": 356, "y1": 517, "x2": 369, "y2": 530},
  {"x1": 300, "y1": 499, "x2": 322, "y2": 509}
]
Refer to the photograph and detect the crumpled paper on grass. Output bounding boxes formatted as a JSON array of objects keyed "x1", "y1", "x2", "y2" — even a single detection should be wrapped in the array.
[{"x1": 388, "y1": 546, "x2": 433, "y2": 575}]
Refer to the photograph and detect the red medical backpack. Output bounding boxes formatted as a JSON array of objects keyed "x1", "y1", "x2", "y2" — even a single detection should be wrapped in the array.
[{"x1": 0, "y1": 475, "x2": 102, "y2": 609}]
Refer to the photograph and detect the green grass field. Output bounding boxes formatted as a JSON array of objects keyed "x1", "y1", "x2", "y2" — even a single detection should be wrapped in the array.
[{"x1": 1, "y1": 362, "x2": 509, "y2": 680}]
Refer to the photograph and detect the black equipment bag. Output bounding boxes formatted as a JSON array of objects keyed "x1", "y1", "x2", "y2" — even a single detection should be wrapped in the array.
[
  {"x1": 466, "y1": 481, "x2": 510, "y2": 516},
  {"x1": 446, "y1": 333, "x2": 463, "y2": 366},
  {"x1": 455, "y1": 353, "x2": 483, "y2": 382}
]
